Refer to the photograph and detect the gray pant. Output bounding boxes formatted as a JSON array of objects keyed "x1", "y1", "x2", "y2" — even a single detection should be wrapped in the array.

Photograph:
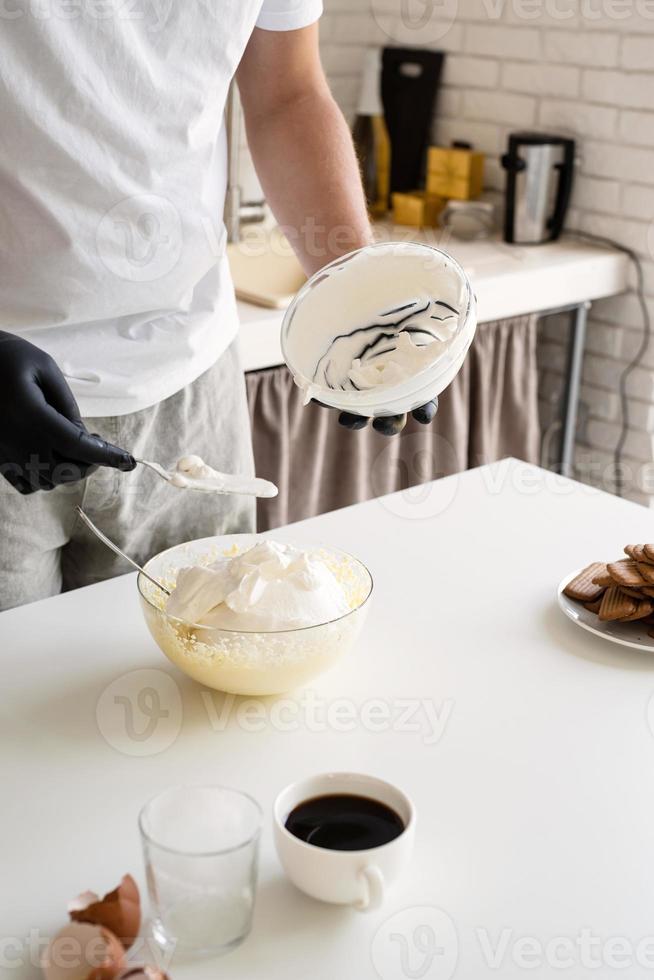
[{"x1": 0, "y1": 342, "x2": 256, "y2": 611}]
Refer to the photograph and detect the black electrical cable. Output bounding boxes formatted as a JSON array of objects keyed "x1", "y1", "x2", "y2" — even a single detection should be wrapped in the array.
[{"x1": 567, "y1": 230, "x2": 651, "y2": 498}]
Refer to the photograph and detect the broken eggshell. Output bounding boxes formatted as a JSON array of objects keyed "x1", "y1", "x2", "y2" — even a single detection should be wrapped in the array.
[
  {"x1": 68, "y1": 875, "x2": 141, "y2": 949},
  {"x1": 41, "y1": 922, "x2": 126, "y2": 980}
]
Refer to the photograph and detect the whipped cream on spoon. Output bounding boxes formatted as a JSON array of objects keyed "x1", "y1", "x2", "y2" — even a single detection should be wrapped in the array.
[{"x1": 137, "y1": 455, "x2": 279, "y2": 499}]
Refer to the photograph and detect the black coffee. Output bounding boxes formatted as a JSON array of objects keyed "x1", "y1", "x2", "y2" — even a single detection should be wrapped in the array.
[{"x1": 285, "y1": 793, "x2": 405, "y2": 851}]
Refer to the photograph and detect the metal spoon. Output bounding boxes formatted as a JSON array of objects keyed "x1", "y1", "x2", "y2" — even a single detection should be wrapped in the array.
[
  {"x1": 75, "y1": 507, "x2": 171, "y2": 596},
  {"x1": 136, "y1": 458, "x2": 278, "y2": 499}
]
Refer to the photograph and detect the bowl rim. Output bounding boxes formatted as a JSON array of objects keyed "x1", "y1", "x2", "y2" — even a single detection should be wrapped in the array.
[
  {"x1": 137, "y1": 533, "x2": 374, "y2": 635},
  {"x1": 273, "y1": 771, "x2": 416, "y2": 858},
  {"x1": 139, "y1": 783, "x2": 263, "y2": 857}
]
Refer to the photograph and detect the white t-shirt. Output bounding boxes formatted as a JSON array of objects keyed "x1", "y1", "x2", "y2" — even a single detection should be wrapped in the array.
[{"x1": 0, "y1": 0, "x2": 322, "y2": 417}]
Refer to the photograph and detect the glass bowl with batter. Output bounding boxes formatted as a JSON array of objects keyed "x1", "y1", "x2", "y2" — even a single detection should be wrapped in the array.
[{"x1": 137, "y1": 534, "x2": 373, "y2": 696}]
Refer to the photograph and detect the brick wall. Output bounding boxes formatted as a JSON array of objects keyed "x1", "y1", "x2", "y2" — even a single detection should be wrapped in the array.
[{"x1": 318, "y1": 0, "x2": 654, "y2": 503}]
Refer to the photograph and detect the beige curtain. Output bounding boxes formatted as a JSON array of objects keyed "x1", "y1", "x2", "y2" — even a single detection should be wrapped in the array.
[{"x1": 246, "y1": 314, "x2": 540, "y2": 531}]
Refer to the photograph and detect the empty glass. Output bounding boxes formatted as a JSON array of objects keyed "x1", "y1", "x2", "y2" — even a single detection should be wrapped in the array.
[{"x1": 139, "y1": 785, "x2": 263, "y2": 958}]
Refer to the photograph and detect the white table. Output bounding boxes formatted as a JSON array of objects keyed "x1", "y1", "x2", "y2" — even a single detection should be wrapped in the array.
[{"x1": 4, "y1": 460, "x2": 654, "y2": 979}]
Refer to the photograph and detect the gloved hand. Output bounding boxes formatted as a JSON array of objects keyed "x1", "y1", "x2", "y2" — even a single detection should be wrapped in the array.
[
  {"x1": 338, "y1": 398, "x2": 439, "y2": 436},
  {"x1": 0, "y1": 331, "x2": 136, "y2": 494}
]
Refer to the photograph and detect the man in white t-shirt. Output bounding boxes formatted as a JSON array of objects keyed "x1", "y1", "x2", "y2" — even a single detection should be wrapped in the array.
[{"x1": 0, "y1": 1, "x2": 438, "y2": 610}]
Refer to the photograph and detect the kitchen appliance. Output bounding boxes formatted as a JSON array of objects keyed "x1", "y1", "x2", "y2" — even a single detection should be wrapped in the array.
[
  {"x1": 381, "y1": 47, "x2": 444, "y2": 199},
  {"x1": 501, "y1": 132, "x2": 575, "y2": 244}
]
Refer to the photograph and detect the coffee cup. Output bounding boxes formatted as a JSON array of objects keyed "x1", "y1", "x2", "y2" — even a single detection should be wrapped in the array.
[{"x1": 273, "y1": 772, "x2": 415, "y2": 911}]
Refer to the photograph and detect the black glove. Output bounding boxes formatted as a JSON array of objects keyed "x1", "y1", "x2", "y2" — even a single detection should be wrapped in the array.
[
  {"x1": 0, "y1": 331, "x2": 136, "y2": 494},
  {"x1": 338, "y1": 397, "x2": 439, "y2": 437}
]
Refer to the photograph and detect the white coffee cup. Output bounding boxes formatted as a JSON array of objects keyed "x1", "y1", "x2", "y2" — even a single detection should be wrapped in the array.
[{"x1": 273, "y1": 772, "x2": 415, "y2": 911}]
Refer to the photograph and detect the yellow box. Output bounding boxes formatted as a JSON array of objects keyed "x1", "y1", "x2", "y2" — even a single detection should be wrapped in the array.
[
  {"x1": 391, "y1": 191, "x2": 446, "y2": 229},
  {"x1": 426, "y1": 146, "x2": 485, "y2": 201}
]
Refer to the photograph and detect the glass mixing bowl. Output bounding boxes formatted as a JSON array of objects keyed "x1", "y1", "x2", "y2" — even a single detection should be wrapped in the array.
[
  {"x1": 281, "y1": 240, "x2": 477, "y2": 418},
  {"x1": 137, "y1": 534, "x2": 373, "y2": 696}
]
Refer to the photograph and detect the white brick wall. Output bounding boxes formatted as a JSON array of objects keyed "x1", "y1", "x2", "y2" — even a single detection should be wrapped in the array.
[{"x1": 318, "y1": 0, "x2": 654, "y2": 502}]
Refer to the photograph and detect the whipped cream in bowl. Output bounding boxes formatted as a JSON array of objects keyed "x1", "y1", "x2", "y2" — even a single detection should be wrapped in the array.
[
  {"x1": 281, "y1": 241, "x2": 477, "y2": 418},
  {"x1": 138, "y1": 536, "x2": 373, "y2": 695}
]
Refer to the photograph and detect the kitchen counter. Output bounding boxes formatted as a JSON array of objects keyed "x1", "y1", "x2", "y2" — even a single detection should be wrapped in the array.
[
  {"x1": 237, "y1": 232, "x2": 629, "y2": 372},
  {"x1": 4, "y1": 459, "x2": 654, "y2": 979}
]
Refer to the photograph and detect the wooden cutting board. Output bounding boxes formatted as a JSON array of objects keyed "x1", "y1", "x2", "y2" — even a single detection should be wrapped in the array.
[{"x1": 227, "y1": 237, "x2": 306, "y2": 309}]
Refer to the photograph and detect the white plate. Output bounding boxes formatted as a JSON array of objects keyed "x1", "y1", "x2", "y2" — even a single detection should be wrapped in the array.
[{"x1": 558, "y1": 568, "x2": 654, "y2": 652}]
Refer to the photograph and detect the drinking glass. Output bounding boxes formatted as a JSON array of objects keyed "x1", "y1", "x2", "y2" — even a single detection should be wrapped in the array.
[{"x1": 139, "y1": 785, "x2": 263, "y2": 958}]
